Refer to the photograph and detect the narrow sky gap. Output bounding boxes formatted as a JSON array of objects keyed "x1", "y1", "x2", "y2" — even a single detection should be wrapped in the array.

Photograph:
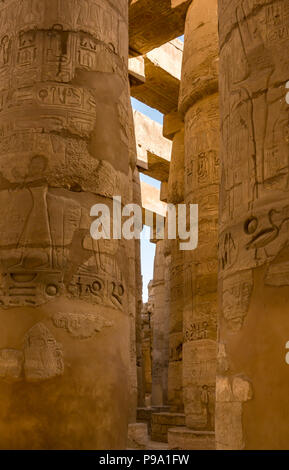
[
  {"x1": 131, "y1": 98, "x2": 163, "y2": 301},
  {"x1": 131, "y1": 97, "x2": 164, "y2": 125}
]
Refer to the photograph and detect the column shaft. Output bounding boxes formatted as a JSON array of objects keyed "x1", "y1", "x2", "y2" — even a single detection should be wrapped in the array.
[
  {"x1": 217, "y1": 0, "x2": 289, "y2": 450},
  {"x1": 179, "y1": 0, "x2": 219, "y2": 431},
  {"x1": 167, "y1": 126, "x2": 185, "y2": 412},
  {"x1": 0, "y1": 0, "x2": 134, "y2": 449}
]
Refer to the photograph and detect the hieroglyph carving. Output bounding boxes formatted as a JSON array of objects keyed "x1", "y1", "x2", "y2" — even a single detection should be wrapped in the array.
[
  {"x1": 0, "y1": 188, "x2": 126, "y2": 310},
  {"x1": 0, "y1": 0, "x2": 135, "y2": 450},
  {"x1": 219, "y1": 0, "x2": 289, "y2": 331}
]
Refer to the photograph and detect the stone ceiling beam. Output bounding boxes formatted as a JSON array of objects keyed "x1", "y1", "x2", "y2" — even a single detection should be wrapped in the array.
[
  {"x1": 129, "y1": 0, "x2": 192, "y2": 55},
  {"x1": 130, "y1": 40, "x2": 183, "y2": 115},
  {"x1": 141, "y1": 181, "x2": 167, "y2": 219},
  {"x1": 134, "y1": 110, "x2": 172, "y2": 182}
]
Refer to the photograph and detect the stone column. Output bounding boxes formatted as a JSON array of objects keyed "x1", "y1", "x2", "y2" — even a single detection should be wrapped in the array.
[
  {"x1": 128, "y1": 162, "x2": 143, "y2": 421},
  {"x1": 0, "y1": 0, "x2": 135, "y2": 449},
  {"x1": 162, "y1": 249, "x2": 171, "y2": 407},
  {"x1": 217, "y1": 0, "x2": 289, "y2": 450},
  {"x1": 141, "y1": 290, "x2": 153, "y2": 404},
  {"x1": 151, "y1": 239, "x2": 168, "y2": 407},
  {"x1": 165, "y1": 118, "x2": 185, "y2": 413},
  {"x1": 179, "y1": 0, "x2": 219, "y2": 431}
]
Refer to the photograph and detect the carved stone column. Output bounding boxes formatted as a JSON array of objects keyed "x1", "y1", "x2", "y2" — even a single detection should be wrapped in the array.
[
  {"x1": 166, "y1": 119, "x2": 185, "y2": 413},
  {"x1": 217, "y1": 0, "x2": 289, "y2": 450},
  {"x1": 151, "y1": 239, "x2": 168, "y2": 407},
  {"x1": 150, "y1": 134, "x2": 186, "y2": 442},
  {"x1": 127, "y1": 152, "x2": 143, "y2": 420},
  {"x1": 0, "y1": 0, "x2": 135, "y2": 449},
  {"x1": 141, "y1": 284, "x2": 153, "y2": 405},
  {"x1": 163, "y1": 248, "x2": 171, "y2": 407},
  {"x1": 179, "y1": 0, "x2": 219, "y2": 432}
]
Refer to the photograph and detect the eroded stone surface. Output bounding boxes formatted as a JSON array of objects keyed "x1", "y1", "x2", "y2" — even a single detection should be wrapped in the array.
[
  {"x1": 24, "y1": 323, "x2": 64, "y2": 382},
  {"x1": 0, "y1": 349, "x2": 23, "y2": 383},
  {"x1": 52, "y1": 311, "x2": 113, "y2": 339}
]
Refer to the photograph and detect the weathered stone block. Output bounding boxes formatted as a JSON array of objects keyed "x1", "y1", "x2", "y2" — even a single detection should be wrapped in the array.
[{"x1": 168, "y1": 427, "x2": 215, "y2": 450}]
